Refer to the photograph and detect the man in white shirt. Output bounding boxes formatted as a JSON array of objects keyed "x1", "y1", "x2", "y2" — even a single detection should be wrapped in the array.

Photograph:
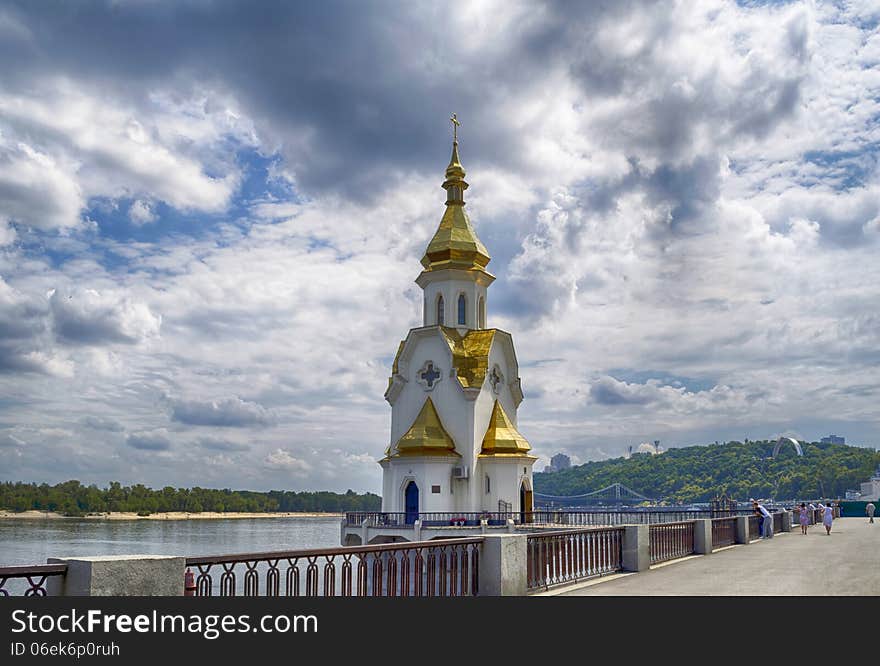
[
  {"x1": 754, "y1": 501, "x2": 773, "y2": 538},
  {"x1": 866, "y1": 502, "x2": 875, "y2": 524}
]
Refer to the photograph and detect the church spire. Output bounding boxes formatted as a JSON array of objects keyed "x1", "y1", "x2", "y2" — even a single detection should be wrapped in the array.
[
  {"x1": 444, "y1": 113, "x2": 466, "y2": 204},
  {"x1": 420, "y1": 115, "x2": 490, "y2": 273}
]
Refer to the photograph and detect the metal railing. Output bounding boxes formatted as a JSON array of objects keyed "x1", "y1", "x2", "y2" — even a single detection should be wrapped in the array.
[
  {"x1": 649, "y1": 521, "x2": 695, "y2": 564},
  {"x1": 184, "y1": 538, "x2": 482, "y2": 597},
  {"x1": 711, "y1": 517, "x2": 736, "y2": 548},
  {"x1": 0, "y1": 564, "x2": 67, "y2": 597},
  {"x1": 773, "y1": 513, "x2": 783, "y2": 533},
  {"x1": 748, "y1": 515, "x2": 762, "y2": 539},
  {"x1": 346, "y1": 512, "x2": 513, "y2": 527},
  {"x1": 526, "y1": 527, "x2": 624, "y2": 591},
  {"x1": 346, "y1": 508, "x2": 756, "y2": 529}
]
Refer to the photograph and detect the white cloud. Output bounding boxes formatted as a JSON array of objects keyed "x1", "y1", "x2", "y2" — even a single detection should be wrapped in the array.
[
  {"x1": 49, "y1": 288, "x2": 161, "y2": 346},
  {"x1": 129, "y1": 199, "x2": 157, "y2": 225},
  {"x1": 0, "y1": 80, "x2": 255, "y2": 233},
  {"x1": 0, "y1": 136, "x2": 84, "y2": 230},
  {"x1": 126, "y1": 429, "x2": 172, "y2": 451},
  {"x1": 264, "y1": 449, "x2": 311, "y2": 473}
]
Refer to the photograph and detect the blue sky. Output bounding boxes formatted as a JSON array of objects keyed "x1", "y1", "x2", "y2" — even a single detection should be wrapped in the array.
[{"x1": 0, "y1": 0, "x2": 878, "y2": 492}]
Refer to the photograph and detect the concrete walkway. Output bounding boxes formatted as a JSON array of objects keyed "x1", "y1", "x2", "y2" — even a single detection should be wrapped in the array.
[{"x1": 553, "y1": 518, "x2": 879, "y2": 596}]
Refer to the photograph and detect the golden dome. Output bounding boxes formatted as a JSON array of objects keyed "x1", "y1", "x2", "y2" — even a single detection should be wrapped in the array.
[{"x1": 420, "y1": 124, "x2": 491, "y2": 274}]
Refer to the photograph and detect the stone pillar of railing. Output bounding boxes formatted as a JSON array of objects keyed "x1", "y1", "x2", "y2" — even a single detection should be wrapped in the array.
[
  {"x1": 477, "y1": 534, "x2": 527, "y2": 596},
  {"x1": 46, "y1": 555, "x2": 185, "y2": 596},
  {"x1": 735, "y1": 516, "x2": 750, "y2": 544},
  {"x1": 413, "y1": 519, "x2": 422, "y2": 541},
  {"x1": 622, "y1": 524, "x2": 650, "y2": 572},
  {"x1": 360, "y1": 518, "x2": 369, "y2": 546},
  {"x1": 781, "y1": 511, "x2": 792, "y2": 532},
  {"x1": 693, "y1": 519, "x2": 713, "y2": 555}
]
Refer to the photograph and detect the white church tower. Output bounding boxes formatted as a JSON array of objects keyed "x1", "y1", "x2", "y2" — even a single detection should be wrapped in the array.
[{"x1": 380, "y1": 117, "x2": 536, "y2": 523}]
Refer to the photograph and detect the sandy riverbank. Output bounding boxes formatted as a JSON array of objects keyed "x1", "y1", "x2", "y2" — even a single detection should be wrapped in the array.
[{"x1": 0, "y1": 510, "x2": 344, "y2": 521}]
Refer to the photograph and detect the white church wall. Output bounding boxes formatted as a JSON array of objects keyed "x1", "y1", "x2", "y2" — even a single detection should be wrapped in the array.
[
  {"x1": 390, "y1": 334, "x2": 473, "y2": 453},
  {"x1": 385, "y1": 459, "x2": 458, "y2": 513},
  {"x1": 478, "y1": 458, "x2": 532, "y2": 513}
]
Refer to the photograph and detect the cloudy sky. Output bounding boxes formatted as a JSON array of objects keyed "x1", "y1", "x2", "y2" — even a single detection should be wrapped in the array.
[{"x1": 0, "y1": 0, "x2": 878, "y2": 493}]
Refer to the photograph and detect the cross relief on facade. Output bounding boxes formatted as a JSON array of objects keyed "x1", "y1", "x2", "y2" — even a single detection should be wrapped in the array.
[
  {"x1": 489, "y1": 366, "x2": 503, "y2": 394},
  {"x1": 417, "y1": 360, "x2": 442, "y2": 391}
]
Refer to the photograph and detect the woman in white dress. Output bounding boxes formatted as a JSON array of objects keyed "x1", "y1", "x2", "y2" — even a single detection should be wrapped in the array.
[{"x1": 822, "y1": 502, "x2": 833, "y2": 535}]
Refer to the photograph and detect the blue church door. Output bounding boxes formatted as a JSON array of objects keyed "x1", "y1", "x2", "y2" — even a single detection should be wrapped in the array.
[{"x1": 405, "y1": 481, "x2": 419, "y2": 525}]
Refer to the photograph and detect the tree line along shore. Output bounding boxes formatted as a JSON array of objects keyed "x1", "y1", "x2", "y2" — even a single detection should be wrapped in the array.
[
  {"x1": 0, "y1": 480, "x2": 381, "y2": 517},
  {"x1": 535, "y1": 439, "x2": 880, "y2": 503}
]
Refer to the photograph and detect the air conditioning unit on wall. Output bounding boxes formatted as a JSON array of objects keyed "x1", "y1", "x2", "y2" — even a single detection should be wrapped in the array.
[{"x1": 451, "y1": 466, "x2": 469, "y2": 479}]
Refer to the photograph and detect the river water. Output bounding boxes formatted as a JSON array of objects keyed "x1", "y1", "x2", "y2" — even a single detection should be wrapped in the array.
[{"x1": 0, "y1": 516, "x2": 343, "y2": 567}]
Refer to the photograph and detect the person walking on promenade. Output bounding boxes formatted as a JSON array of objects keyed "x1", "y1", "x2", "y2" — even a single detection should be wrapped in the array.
[
  {"x1": 798, "y1": 502, "x2": 810, "y2": 534},
  {"x1": 822, "y1": 501, "x2": 833, "y2": 535},
  {"x1": 866, "y1": 502, "x2": 875, "y2": 524}
]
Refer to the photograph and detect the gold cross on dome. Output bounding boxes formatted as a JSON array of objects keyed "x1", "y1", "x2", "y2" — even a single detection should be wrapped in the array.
[{"x1": 450, "y1": 113, "x2": 460, "y2": 142}]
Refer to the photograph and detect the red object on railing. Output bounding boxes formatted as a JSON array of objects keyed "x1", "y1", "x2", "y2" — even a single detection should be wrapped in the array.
[{"x1": 184, "y1": 567, "x2": 196, "y2": 596}]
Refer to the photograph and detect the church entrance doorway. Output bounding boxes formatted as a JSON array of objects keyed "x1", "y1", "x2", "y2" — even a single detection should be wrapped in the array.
[
  {"x1": 520, "y1": 482, "x2": 533, "y2": 524},
  {"x1": 405, "y1": 481, "x2": 419, "y2": 525}
]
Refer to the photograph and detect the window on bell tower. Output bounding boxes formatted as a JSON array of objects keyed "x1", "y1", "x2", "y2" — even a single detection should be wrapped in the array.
[
  {"x1": 458, "y1": 294, "x2": 466, "y2": 326},
  {"x1": 436, "y1": 295, "x2": 444, "y2": 326},
  {"x1": 478, "y1": 297, "x2": 485, "y2": 329}
]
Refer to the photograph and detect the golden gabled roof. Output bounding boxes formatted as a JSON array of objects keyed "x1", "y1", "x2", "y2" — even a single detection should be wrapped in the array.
[
  {"x1": 390, "y1": 397, "x2": 460, "y2": 458},
  {"x1": 479, "y1": 400, "x2": 532, "y2": 456},
  {"x1": 420, "y1": 138, "x2": 491, "y2": 274},
  {"x1": 440, "y1": 327, "x2": 495, "y2": 389}
]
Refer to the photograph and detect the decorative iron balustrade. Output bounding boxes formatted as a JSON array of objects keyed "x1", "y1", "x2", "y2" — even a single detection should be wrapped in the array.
[
  {"x1": 184, "y1": 538, "x2": 482, "y2": 597},
  {"x1": 711, "y1": 517, "x2": 736, "y2": 548},
  {"x1": 526, "y1": 527, "x2": 624, "y2": 591},
  {"x1": 346, "y1": 512, "x2": 513, "y2": 528},
  {"x1": 346, "y1": 508, "x2": 759, "y2": 529},
  {"x1": 0, "y1": 564, "x2": 67, "y2": 597},
  {"x1": 649, "y1": 521, "x2": 695, "y2": 564}
]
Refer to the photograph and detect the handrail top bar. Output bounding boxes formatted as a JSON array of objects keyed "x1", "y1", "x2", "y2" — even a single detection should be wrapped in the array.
[
  {"x1": 185, "y1": 536, "x2": 485, "y2": 566},
  {"x1": 0, "y1": 564, "x2": 68, "y2": 576},
  {"x1": 524, "y1": 526, "x2": 626, "y2": 538}
]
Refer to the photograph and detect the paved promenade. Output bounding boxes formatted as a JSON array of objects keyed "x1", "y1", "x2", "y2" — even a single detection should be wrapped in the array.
[{"x1": 553, "y1": 517, "x2": 879, "y2": 596}]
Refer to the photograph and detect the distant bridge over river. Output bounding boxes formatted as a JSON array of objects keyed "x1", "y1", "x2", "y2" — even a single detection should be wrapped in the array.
[{"x1": 534, "y1": 482, "x2": 658, "y2": 507}]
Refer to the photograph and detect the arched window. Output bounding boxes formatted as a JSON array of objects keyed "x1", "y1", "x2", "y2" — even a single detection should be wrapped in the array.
[
  {"x1": 485, "y1": 475, "x2": 491, "y2": 494},
  {"x1": 457, "y1": 294, "x2": 466, "y2": 326},
  {"x1": 436, "y1": 295, "x2": 444, "y2": 326},
  {"x1": 478, "y1": 297, "x2": 485, "y2": 329}
]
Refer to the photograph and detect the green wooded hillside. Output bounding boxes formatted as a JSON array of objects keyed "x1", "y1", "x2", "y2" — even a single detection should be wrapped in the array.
[
  {"x1": 534, "y1": 440, "x2": 880, "y2": 503},
  {"x1": 0, "y1": 480, "x2": 381, "y2": 516}
]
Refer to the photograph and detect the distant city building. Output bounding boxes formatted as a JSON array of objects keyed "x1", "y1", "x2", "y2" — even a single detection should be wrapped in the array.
[
  {"x1": 549, "y1": 453, "x2": 571, "y2": 472},
  {"x1": 632, "y1": 441, "x2": 662, "y2": 456},
  {"x1": 820, "y1": 435, "x2": 845, "y2": 444},
  {"x1": 859, "y1": 465, "x2": 880, "y2": 502}
]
